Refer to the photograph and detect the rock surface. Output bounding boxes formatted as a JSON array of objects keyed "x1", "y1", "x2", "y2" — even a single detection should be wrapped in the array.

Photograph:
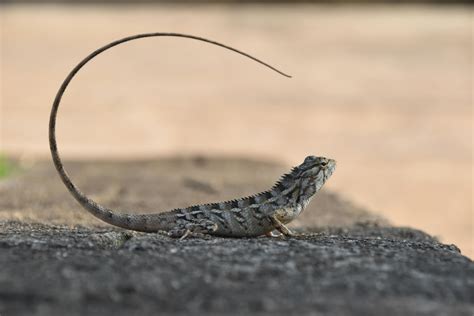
[
  {"x1": 1, "y1": 222, "x2": 472, "y2": 316},
  {"x1": 0, "y1": 158, "x2": 472, "y2": 315}
]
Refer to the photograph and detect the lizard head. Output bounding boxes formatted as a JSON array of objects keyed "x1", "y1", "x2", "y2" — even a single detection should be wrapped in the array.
[
  {"x1": 272, "y1": 155, "x2": 336, "y2": 199},
  {"x1": 297, "y1": 155, "x2": 336, "y2": 194}
]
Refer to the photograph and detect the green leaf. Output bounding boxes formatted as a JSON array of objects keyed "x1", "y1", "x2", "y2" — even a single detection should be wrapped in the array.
[{"x1": 0, "y1": 155, "x2": 14, "y2": 178}]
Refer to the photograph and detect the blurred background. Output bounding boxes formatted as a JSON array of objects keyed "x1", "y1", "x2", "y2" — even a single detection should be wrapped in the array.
[{"x1": 0, "y1": 1, "x2": 472, "y2": 257}]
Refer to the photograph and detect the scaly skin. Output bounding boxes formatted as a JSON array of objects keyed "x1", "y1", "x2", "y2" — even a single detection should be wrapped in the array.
[
  {"x1": 164, "y1": 155, "x2": 336, "y2": 238},
  {"x1": 49, "y1": 32, "x2": 336, "y2": 238}
]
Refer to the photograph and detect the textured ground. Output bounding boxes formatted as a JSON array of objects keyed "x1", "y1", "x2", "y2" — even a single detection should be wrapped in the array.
[{"x1": 0, "y1": 158, "x2": 472, "y2": 315}]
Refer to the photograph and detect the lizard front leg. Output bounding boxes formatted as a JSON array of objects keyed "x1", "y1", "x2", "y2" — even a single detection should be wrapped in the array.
[{"x1": 269, "y1": 214, "x2": 295, "y2": 237}]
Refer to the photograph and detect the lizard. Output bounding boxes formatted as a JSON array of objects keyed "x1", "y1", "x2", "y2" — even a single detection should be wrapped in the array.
[{"x1": 49, "y1": 32, "x2": 337, "y2": 238}]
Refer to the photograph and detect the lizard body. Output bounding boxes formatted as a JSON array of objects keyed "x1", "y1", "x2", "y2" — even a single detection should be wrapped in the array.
[{"x1": 49, "y1": 32, "x2": 336, "y2": 238}]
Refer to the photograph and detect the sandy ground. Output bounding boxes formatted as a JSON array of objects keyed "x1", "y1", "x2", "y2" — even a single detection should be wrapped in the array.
[
  {"x1": 1, "y1": 5, "x2": 472, "y2": 256},
  {"x1": 0, "y1": 158, "x2": 386, "y2": 228}
]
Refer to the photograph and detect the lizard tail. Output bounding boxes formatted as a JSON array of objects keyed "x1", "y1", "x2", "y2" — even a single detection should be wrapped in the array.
[{"x1": 49, "y1": 32, "x2": 291, "y2": 231}]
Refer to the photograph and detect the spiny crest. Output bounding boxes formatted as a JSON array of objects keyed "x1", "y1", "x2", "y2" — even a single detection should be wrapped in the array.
[
  {"x1": 176, "y1": 185, "x2": 277, "y2": 214},
  {"x1": 271, "y1": 165, "x2": 301, "y2": 191}
]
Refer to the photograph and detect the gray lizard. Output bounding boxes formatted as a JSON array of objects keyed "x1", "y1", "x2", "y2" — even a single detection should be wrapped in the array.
[{"x1": 49, "y1": 32, "x2": 336, "y2": 238}]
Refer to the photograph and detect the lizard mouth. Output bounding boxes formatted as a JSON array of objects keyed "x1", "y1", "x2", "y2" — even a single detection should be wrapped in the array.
[{"x1": 327, "y1": 159, "x2": 337, "y2": 168}]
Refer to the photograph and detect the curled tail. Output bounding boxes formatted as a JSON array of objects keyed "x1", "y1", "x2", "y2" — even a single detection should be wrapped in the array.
[{"x1": 49, "y1": 32, "x2": 291, "y2": 232}]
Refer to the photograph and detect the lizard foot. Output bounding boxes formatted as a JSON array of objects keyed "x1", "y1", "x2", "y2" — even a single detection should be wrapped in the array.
[{"x1": 265, "y1": 231, "x2": 282, "y2": 237}]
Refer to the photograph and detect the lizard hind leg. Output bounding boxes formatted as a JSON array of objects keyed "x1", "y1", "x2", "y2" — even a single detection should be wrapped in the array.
[{"x1": 168, "y1": 219, "x2": 218, "y2": 239}]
